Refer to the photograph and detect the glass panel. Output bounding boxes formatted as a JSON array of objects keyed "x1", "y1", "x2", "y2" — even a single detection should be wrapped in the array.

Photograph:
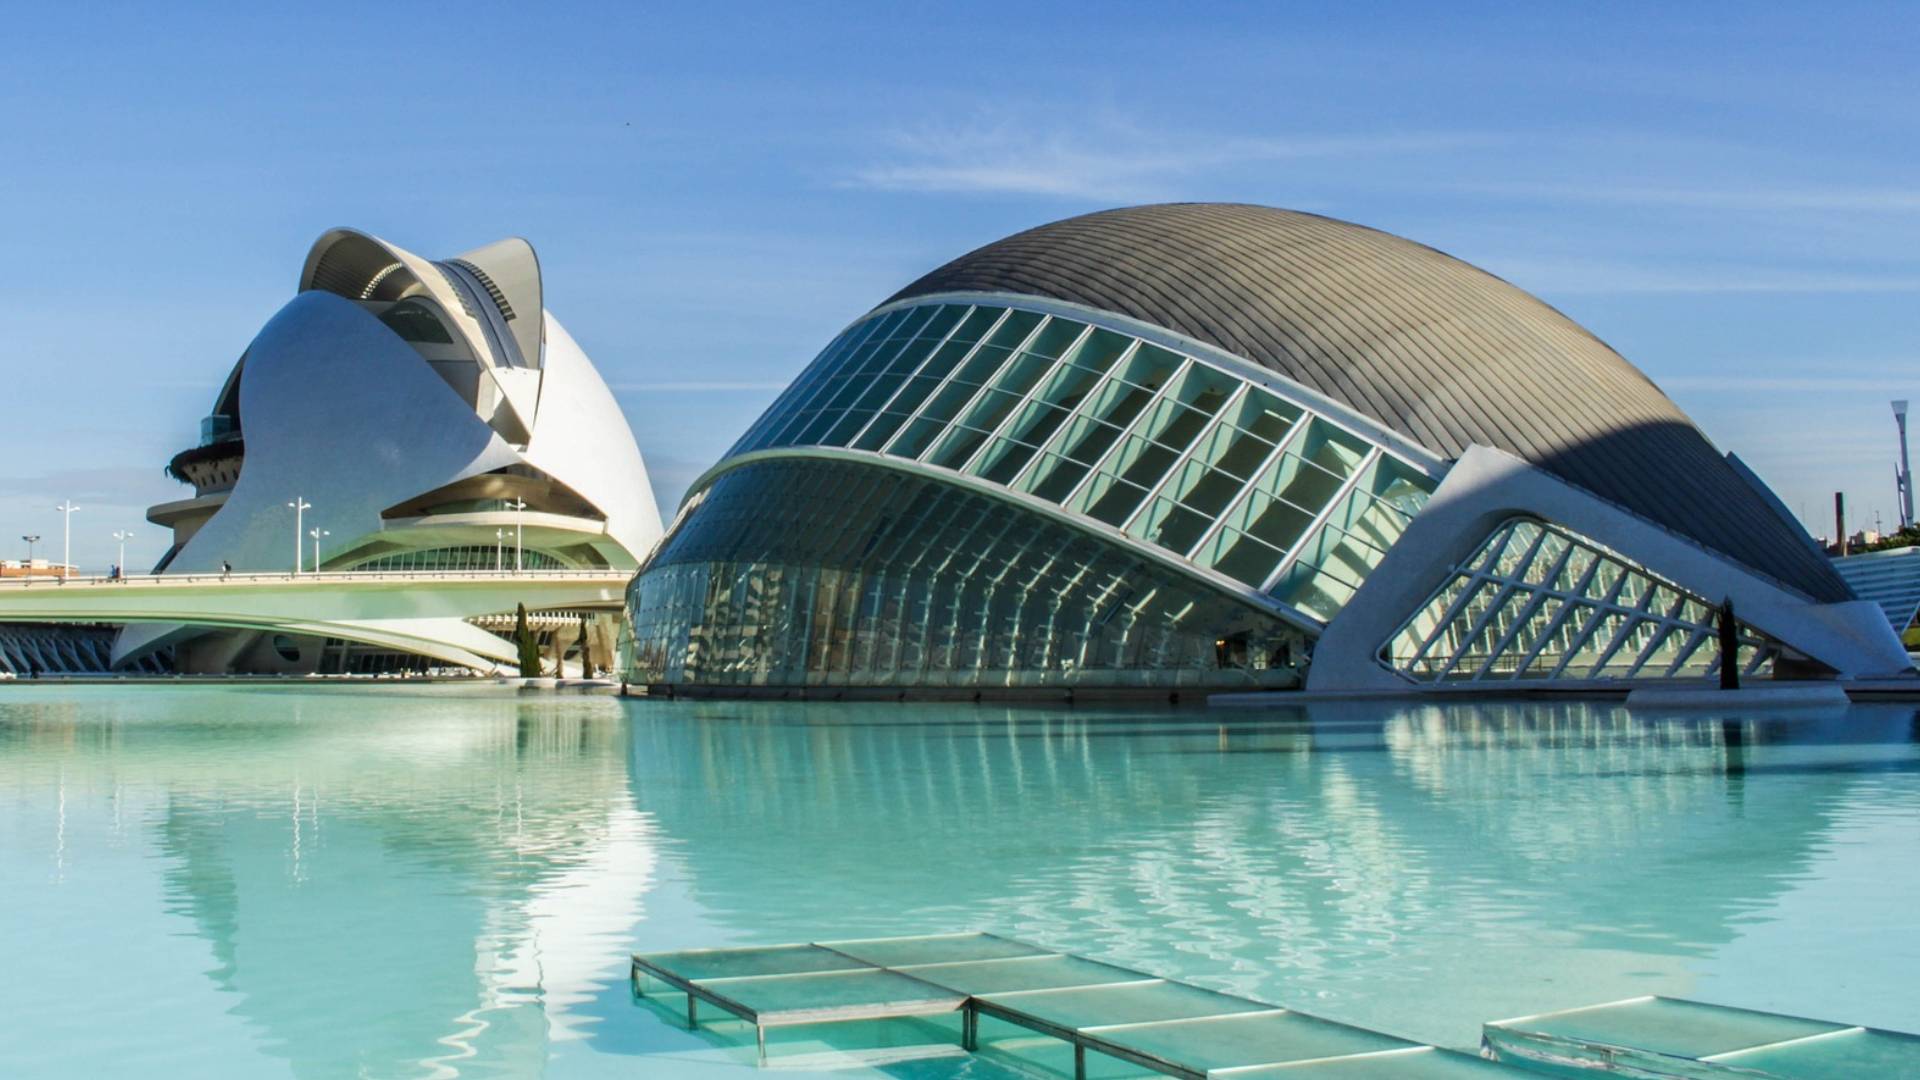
[
  {"x1": 1074, "y1": 471, "x2": 1154, "y2": 528},
  {"x1": 982, "y1": 309, "x2": 1044, "y2": 352},
  {"x1": 1129, "y1": 497, "x2": 1215, "y2": 555},
  {"x1": 969, "y1": 437, "x2": 1042, "y2": 486},
  {"x1": 1521, "y1": 531, "x2": 1570, "y2": 586},
  {"x1": 1594, "y1": 617, "x2": 1660, "y2": 679},
  {"x1": 1196, "y1": 528, "x2": 1287, "y2": 588},
  {"x1": 1229, "y1": 485, "x2": 1318, "y2": 555},
  {"x1": 1019, "y1": 453, "x2": 1093, "y2": 505},
  {"x1": 1168, "y1": 363, "x2": 1237, "y2": 416},
  {"x1": 1160, "y1": 460, "x2": 1245, "y2": 520},
  {"x1": 1389, "y1": 573, "x2": 1476, "y2": 673},
  {"x1": 1487, "y1": 595, "x2": 1562, "y2": 680},
  {"x1": 1113, "y1": 342, "x2": 1183, "y2": 393},
  {"x1": 1552, "y1": 545, "x2": 1597, "y2": 593},
  {"x1": 1269, "y1": 557, "x2": 1367, "y2": 622}
]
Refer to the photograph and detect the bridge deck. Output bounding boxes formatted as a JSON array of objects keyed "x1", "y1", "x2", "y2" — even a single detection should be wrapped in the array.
[{"x1": 631, "y1": 932, "x2": 1526, "y2": 1075}]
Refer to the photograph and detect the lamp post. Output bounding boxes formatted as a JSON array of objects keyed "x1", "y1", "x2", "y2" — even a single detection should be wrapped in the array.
[
  {"x1": 309, "y1": 528, "x2": 329, "y2": 574},
  {"x1": 495, "y1": 527, "x2": 505, "y2": 572},
  {"x1": 287, "y1": 498, "x2": 311, "y2": 574},
  {"x1": 113, "y1": 530, "x2": 132, "y2": 582},
  {"x1": 55, "y1": 501, "x2": 79, "y2": 581},
  {"x1": 21, "y1": 534, "x2": 40, "y2": 583},
  {"x1": 509, "y1": 497, "x2": 527, "y2": 572}
]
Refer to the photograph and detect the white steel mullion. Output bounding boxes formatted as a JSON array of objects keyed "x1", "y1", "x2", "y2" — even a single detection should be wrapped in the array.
[
  {"x1": 1180, "y1": 412, "x2": 1310, "y2": 561},
  {"x1": 876, "y1": 309, "x2": 1012, "y2": 457},
  {"x1": 1056, "y1": 357, "x2": 1195, "y2": 509},
  {"x1": 1115, "y1": 381, "x2": 1252, "y2": 535},
  {"x1": 1257, "y1": 447, "x2": 1383, "y2": 595},
  {"x1": 843, "y1": 305, "x2": 982, "y2": 452},
  {"x1": 1568, "y1": 572, "x2": 1647, "y2": 678},
  {"x1": 1004, "y1": 339, "x2": 1143, "y2": 492},
  {"x1": 761, "y1": 310, "x2": 899, "y2": 447},
  {"x1": 820, "y1": 306, "x2": 938, "y2": 418},
  {"x1": 1476, "y1": 588, "x2": 1550, "y2": 679},
  {"x1": 1503, "y1": 538, "x2": 1583, "y2": 675},
  {"x1": 1431, "y1": 526, "x2": 1547, "y2": 681},
  {"x1": 927, "y1": 314, "x2": 1051, "y2": 468},
  {"x1": 954, "y1": 323, "x2": 1094, "y2": 477},
  {"x1": 1661, "y1": 628, "x2": 1711, "y2": 677},
  {"x1": 1544, "y1": 552, "x2": 1626, "y2": 679},
  {"x1": 1403, "y1": 571, "x2": 1491, "y2": 673}
]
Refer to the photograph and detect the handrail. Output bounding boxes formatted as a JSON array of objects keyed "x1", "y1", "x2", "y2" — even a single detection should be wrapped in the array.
[{"x1": 0, "y1": 569, "x2": 631, "y2": 588}]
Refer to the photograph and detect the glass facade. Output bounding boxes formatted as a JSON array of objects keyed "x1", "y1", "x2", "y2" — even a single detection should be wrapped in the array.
[
  {"x1": 624, "y1": 459, "x2": 1306, "y2": 690},
  {"x1": 723, "y1": 300, "x2": 1437, "y2": 625},
  {"x1": 343, "y1": 545, "x2": 566, "y2": 572},
  {"x1": 1381, "y1": 518, "x2": 1780, "y2": 683}
]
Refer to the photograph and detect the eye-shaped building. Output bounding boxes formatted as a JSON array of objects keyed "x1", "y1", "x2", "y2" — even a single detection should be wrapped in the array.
[{"x1": 623, "y1": 204, "x2": 1908, "y2": 695}]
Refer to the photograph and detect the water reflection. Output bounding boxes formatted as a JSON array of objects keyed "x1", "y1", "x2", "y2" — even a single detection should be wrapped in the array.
[
  {"x1": 1, "y1": 689, "x2": 1915, "y2": 1076},
  {"x1": 625, "y1": 699, "x2": 1920, "y2": 1044},
  {"x1": 0, "y1": 687, "x2": 652, "y2": 1079}
]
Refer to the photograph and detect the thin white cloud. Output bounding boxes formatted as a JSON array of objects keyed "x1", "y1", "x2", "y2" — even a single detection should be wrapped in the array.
[
  {"x1": 843, "y1": 120, "x2": 1502, "y2": 200},
  {"x1": 1447, "y1": 180, "x2": 1920, "y2": 214}
]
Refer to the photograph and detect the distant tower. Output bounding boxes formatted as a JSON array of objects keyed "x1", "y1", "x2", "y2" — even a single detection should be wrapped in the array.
[{"x1": 1896, "y1": 400, "x2": 1914, "y2": 530}]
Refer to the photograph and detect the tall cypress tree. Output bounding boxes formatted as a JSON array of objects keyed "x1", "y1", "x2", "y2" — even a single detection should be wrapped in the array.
[
  {"x1": 515, "y1": 603, "x2": 543, "y2": 676},
  {"x1": 578, "y1": 612, "x2": 593, "y2": 676}
]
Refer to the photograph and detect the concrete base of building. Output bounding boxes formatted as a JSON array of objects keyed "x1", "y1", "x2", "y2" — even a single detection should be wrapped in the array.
[
  {"x1": 1624, "y1": 682, "x2": 1852, "y2": 710},
  {"x1": 624, "y1": 682, "x2": 1235, "y2": 705}
]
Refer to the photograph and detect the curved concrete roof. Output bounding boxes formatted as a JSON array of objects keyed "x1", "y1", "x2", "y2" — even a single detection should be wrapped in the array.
[{"x1": 887, "y1": 203, "x2": 1848, "y2": 603}]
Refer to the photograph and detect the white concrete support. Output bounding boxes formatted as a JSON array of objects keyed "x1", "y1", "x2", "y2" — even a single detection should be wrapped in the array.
[{"x1": 1308, "y1": 445, "x2": 1913, "y2": 692}]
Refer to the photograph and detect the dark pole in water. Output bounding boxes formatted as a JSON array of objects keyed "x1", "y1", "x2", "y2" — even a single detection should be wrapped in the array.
[{"x1": 1717, "y1": 597, "x2": 1740, "y2": 691}]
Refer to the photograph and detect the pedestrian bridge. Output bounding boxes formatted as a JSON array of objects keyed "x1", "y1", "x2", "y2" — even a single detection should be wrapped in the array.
[{"x1": 0, "y1": 569, "x2": 631, "y2": 671}]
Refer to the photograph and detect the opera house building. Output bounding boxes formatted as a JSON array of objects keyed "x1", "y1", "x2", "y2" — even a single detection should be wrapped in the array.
[
  {"x1": 622, "y1": 203, "x2": 1909, "y2": 695},
  {"x1": 125, "y1": 229, "x2": 663, "y2": 674}
]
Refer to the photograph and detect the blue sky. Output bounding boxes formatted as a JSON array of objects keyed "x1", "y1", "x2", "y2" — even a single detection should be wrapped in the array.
[{"x1": 1, "y1": 2, "x2": 1916, "y2": 570}]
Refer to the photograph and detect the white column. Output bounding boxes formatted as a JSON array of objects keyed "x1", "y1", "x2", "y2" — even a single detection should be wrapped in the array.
[{"x1": 287, "y1": 498, "x2": 312, "y2": 574}]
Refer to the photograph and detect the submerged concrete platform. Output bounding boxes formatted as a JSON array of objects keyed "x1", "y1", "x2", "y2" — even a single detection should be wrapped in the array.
[
  {"x1": 1484, "y1": 995, "x2": 1920, "y2": 1077},
  {"x1": 632, "y1": 932, "x2": 1533, "y2": 1076}
]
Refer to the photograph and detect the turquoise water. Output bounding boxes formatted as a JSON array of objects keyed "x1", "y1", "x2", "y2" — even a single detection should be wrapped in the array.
[{"x1": 2, "y1": 686, "x2": 1917, "y2": 1078}]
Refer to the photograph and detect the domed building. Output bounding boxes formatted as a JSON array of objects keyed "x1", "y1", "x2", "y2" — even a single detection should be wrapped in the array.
[
  {"x1": 125, "y1": 228, "x2": 664, "y2": 674},
  {"x1": 623, "y1": 204, "x2": 1907, "y2": 695}
]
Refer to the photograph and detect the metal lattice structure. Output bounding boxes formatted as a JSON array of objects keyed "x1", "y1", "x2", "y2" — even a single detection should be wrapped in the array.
[{"x1": 1382, "y1": 518, "x2": 1779, "y2": 684}]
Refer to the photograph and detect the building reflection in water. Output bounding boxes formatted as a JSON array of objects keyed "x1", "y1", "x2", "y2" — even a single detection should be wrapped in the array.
[
  {"x1": 0, "y1": 687, "x2": 654, "y2": 1078},
  {"x1": 2, "y1": 688, "x2": 1915, "y2": 1073},
  {"x1": 625, "y1": 698, "x2": 1920, "y2": 1045}
]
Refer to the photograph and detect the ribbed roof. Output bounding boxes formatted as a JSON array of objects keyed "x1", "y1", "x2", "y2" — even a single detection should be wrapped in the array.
[{"x1": 887, "y1": 203, "x2": 1848, "y2": 603}]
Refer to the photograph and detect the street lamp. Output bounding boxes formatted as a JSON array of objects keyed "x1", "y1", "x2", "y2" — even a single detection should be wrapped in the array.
[
  {"x1": 495, "y1": 527, "x2": 505, "y2": 572},
  {"x1": 54, "y1": 501, "x2": 79, "y2": 582},
  {"x1": 287, "y1": 497, "x2": 312, "y2": 574},
  {"x1": 309, "y1": 528, "x2": 330, "y2": 574},
  {"x1": 21, "y1": 534, "x2": 40, "y2": 583},
  {"x1": 113, "y1": 530, "x2": 133, "y2": 582},
  {"x1": 508, "y1": 497, "x2": 527, "y2": 572}
]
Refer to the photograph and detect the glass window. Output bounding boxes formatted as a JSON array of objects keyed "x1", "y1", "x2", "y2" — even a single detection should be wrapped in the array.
[
  {"x1": 1128, "y1": 497, "x2": 1215, "y2": 555},
  {"x1": 378, "y1": 300, "x2": 454, "y2": 344},
  {"x1": 1195, "y1": 528, "x2": 1287, "y2": 588}
]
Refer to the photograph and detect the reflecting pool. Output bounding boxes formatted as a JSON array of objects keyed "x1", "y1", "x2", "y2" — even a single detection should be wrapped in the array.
[{"x1": 2, "y1": 686, "x2": 1916, "y2": 1078}]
